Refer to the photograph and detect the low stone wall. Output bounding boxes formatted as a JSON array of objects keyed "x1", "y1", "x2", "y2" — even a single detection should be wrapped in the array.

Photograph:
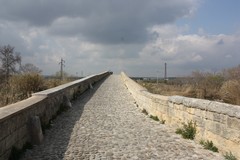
[
  {"x1": 121, "y1": 72, "x2": 240, "y2": 159},
  {"x1": 0, "y1": 71, "x2": 111, "y2": 160}
]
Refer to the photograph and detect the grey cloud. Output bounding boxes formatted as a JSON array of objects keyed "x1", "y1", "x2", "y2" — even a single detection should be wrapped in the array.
[
  {"x1": 0, "y1": 0, "x2": 208, "y2": 76},
  {"x1": 0, "y1": 20, "x2": 31, "y2": 56},
  {"x1": 0, "y1": 0, "x2": 196, "y2": 44}
]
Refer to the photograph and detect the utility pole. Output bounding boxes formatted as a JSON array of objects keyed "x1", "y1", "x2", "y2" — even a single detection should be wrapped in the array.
[
  {"x1": 59, "y1": 58, "x2": 65, "y2": 80},
  {"x1": 164, "y1": 62, "x2": 167, "y2": 83}
]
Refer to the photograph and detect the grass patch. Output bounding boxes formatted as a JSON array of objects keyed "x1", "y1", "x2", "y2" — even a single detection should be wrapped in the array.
[
  {"x1": 175, "y1": 120, "x2": 196, "y2": 140},
  {"x1": 224, "y1": 152, "x2": 237, "y2": 160},
  {"x1": 149, "y1": 115, "x2": 159, "y2": 121},
  {"x1": 200, "y1": 140, "x2": 218, "y2": 152}
]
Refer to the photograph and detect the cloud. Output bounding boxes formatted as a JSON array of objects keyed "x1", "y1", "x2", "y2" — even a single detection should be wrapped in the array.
[
  {"x1": 139, "y1": 25, "x2": 240, "y2": 76},
  {"x1": 0, "y1": 0, "x2": 198, "y2": 44},
  {"x1": 2, "y1": 0, "x2": 239, "y2": 77}
]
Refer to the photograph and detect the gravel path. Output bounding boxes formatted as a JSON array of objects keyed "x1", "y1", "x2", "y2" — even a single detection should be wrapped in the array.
[{"x1": 21, "y1": 75, "x2": 223, "y2": 160}]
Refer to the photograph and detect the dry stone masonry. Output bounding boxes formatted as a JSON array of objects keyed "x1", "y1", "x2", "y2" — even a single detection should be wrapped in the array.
[
  {"x1": 0, "y1": 71, "x2": 111, "y2": 160},
  {"x1": 21, "y1": 75, "x2": 223, "y2": 159},
  {"x1": 122, "y1": 72, "x2": 240, "y2": 159}
]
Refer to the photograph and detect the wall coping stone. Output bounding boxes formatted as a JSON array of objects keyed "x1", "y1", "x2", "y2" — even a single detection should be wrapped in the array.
[
  {"x1": 33, "y1": 75, "x2": 95, "y2": 97},
  {"x1": 169, "y1": 96, "x2": 240, "y2": 119},
  {"x1": 0, "y1": 96, "x2": 45, "y2": 123}
]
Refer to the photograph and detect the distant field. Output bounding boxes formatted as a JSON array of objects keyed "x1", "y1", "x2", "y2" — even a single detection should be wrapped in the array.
[
  {"x1": 136, "y1": 78, "x2": 196, "y2": 97},
  {"x1": 136, "y1": 72, "x2": 240, "y2": 106}
]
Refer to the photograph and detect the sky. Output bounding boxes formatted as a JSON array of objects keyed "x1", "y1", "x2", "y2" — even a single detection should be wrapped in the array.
[{"x1": 0, "y1": 0, "x2": 239, "y2": 77}]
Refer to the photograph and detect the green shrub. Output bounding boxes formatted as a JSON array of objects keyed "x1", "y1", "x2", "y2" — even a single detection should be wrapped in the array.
[
  {"x1": 200, "y1": 140, "x2": 218, "y2": 152},
  {"x1": 149, "y1": 115, "x2": 159, "y2": 121},
  {"x1": 175, "y1": 120, "x2": 196, "y2": 140},
  {"x1": 142, "y1": 109, "x2": 148, "y2": 115},
  {"x1": 224, "y1": 152, "x2": 237, "y2": 160}
]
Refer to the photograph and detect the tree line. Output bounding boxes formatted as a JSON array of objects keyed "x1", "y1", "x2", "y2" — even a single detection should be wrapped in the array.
[{"x1": 0, "y1": 44, "x2": 73, "y2": 107}]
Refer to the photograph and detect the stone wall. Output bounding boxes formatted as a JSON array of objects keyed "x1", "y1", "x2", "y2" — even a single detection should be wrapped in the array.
[
  {"x1": 0, "y1": 71, "x2": 111, "y2": 160},
  {"x1": 121, "y1": 72, "x2": 240, "y2": 159}
]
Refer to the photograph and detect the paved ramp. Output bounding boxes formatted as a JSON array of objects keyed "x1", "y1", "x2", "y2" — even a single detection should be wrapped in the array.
[{"x1": 22, "y1": 75, "x2": 223, "y2": 160}]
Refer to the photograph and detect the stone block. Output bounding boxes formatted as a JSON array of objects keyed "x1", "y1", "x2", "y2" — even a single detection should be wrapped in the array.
[
  {"x1": 193, "y1": 108, "x2": 204, "y2": 118},
  {"x1": 222, "y1": 128, "x2": 240, "y2": 144},
  {"x1": 192, "y1": 115, "x2": 205, "y2": 128},
  {"x1": 0, "y1": 139, "x2": 5, "y2": 157},
  {"x1": 5, "y1": 131, "x2": 18, "y2": 151},
  {"x1": 17, "y1": 125, "x2": 28, "y2": 141},
  {"x1": 0, "y1": 121, "x2": 8, "y2": 141},
  {"x1": 212, "y1": 112, "x2": 227, "y2": 124},
  {"x1": 227, "y1": 117, "x2": 240, "y2": 130},
  {"x1": 205, "y1": 111, "x2": 214, "y2": 121},
  {"x1": 16, "y1": 113, "x2": 28, "y2": 128},
  {"x1": 207, "y1": 101, "x2": 240, "y2": 119},
  {"x1": 205, "y1": 120, "x2": 225, "y2": 135}
]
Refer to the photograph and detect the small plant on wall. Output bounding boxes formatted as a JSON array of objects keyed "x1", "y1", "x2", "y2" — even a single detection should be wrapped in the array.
[
  {"x1": 224, "y1": 152, "x2": 237, "y2": 160},
  {"x1": 142, "y1": 109, "x2": 148, "y2": 115},
  {"x1": 149, "y1": 115, "x2": 159, "y2": 121},
  {"x1": 160, "y1": 119, "x2": 166, "y2": 124},
  {"x1": 200, "y1": 139, "x2": 218, "y2": 152},
  {"x1": 175, "y1": 120, "x2": 197, "y2": 140}
]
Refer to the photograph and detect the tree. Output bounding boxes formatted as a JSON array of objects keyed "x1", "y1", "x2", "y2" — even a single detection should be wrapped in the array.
[
  {"x1": 191, "y1": 70, "x2": 224, "y2": 99},
  {"x1": 20, "y1": 63, "x2": 42, "y2": 74},
  {"x1": 0, "y1": 45, "x2": 21, "y2": 81}
]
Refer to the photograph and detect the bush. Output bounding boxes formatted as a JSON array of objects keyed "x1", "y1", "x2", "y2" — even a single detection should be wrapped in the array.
[
  {"x1": 149, "y1": 115, "x2": 159, "y2": 121},
  {"x1": 142, "y1": 109, "x2": 148, "y2": 115},
  {"x1": 0, "y1": 73, "x2": 45, "y2": 107},
  {"x1": 219, "y1": 80, "x2": 240, "y2": 105},
  {"x1": 44, "y1": 78, "x2": 72, "y2": 89},
  {"x1": 175, "y1": 120, "x2": 196, "y2": 140},
  {"x1": 200, "y1": 140, "x2": 218, "y2": 152},
  {"x1": 9, "y1": 73, "x2": 45, "y2": 98}
]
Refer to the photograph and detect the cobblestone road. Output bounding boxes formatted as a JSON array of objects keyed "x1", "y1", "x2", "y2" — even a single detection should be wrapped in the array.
[{"x1": 22, "y1": 75, "x2": 223, "y2": 160}]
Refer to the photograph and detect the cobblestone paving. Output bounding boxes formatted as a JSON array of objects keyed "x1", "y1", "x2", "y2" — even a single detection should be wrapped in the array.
[{"x1": 21, "y1": 75, "x2": 223, "y2": 160}]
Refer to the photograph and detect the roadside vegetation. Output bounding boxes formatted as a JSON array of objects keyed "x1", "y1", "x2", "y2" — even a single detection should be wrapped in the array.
[
  {"x1": 137, "y1": 65, "x2": 240, "y2": 105},
  {"x1": 175, "y1": 120, "x2": 197, "y2": 140},
  {"x1": 0, "y1": 44, "x2": 78, "y2": 107},
  {"x1": 199, "y1": 139, "x2": 219, "y2": 152}
]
